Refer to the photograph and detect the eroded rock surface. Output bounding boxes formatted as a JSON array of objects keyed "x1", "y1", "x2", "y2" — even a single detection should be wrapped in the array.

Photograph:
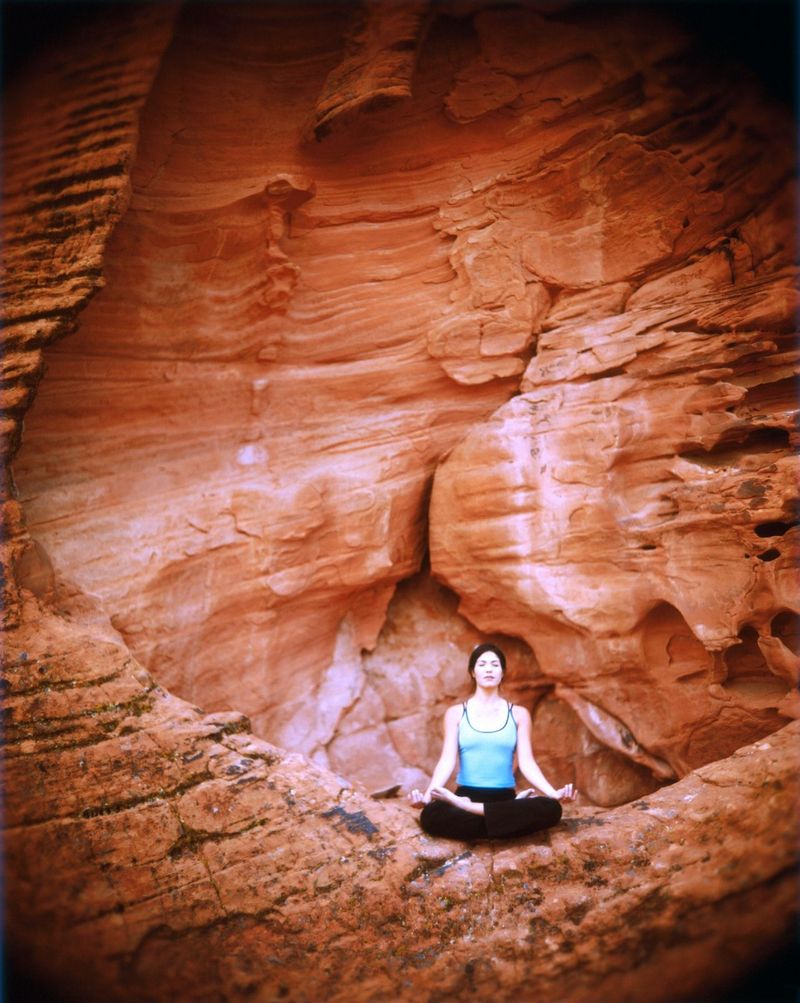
[
  {"x1": 3, "y1": 2, "x2": 798, "y2": 1001},
  {"x1": 428, "y1": 42, "x2": 799, "y2": 781},
  {"x1": 14, "y1": 2, "x2": 797, "y2": 801},
  {"x1": 4, "y1": 603, "x2": 799, "y2": 1003},
  {"x1": 14, "y1": 2, "x2": 526, "y2": 759},
  {"x1": 1, "y1": 3, "x2": 178, "y2": 625}
]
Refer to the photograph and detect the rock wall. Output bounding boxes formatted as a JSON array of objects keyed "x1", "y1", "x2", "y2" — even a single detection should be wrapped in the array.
[
  {"x1": 428, "y1": 54, "x2": 799, "y2": 785},
  {"x1": 14, "y1": 2, "x2": 526, "y2": 767},
  {"x1": 14, "y1": 2, "x2": 798, "y2": 805},
  {"x1": 3, "y1": 2, "x2": 798, "y2": 1001},
  {"x1": 1, "y1": 3, "x2": 179, "y2": 623}
]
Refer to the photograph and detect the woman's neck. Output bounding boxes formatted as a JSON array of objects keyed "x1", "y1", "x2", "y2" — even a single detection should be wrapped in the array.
[{"x1": 470, "y1": 684, "x2": 503, "y2": 705}]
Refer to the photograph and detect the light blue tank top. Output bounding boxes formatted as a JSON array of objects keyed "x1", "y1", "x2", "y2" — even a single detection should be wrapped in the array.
[{"x1": 456, "y1": 701, "x2": 517, "y2": 788}]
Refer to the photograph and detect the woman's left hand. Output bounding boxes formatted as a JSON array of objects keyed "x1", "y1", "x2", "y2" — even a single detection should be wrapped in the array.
[{"x1": 517, "y1": 784, "x2": 576, "y2": 801}]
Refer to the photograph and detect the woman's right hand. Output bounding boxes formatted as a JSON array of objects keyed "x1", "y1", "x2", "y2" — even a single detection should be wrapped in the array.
[{"x1": 409, "y1": 788, "x2": 430, "y2": 808}]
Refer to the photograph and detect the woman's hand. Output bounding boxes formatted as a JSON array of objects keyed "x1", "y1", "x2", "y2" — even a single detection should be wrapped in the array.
[
  {"x1": 517, "y1": 783, "x2": 577, "y2": 801},
  {"x1": 408, "y1": 788, "x2": 430, "y2": 808}
]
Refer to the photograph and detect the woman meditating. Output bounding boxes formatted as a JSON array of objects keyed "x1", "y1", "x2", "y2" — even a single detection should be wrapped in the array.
[{"x1": 409, "y1": 643, "x2": 575, "y2": 840}]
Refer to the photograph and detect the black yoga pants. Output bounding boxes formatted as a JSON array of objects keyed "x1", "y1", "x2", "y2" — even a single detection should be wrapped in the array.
[{"x1": 420, "y1": 786, "x2": 562, "y2": 841}]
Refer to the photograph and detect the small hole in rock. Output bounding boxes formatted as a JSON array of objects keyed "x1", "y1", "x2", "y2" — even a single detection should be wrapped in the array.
[
  {"x1": 680, "y1": 427, "x2": 790, "y2": 468},
  {"x1": 754, "y1": 519, "x2": 799, "y2": 537},
  {"x1": 771, "y1": 611, "x2": 800, "y2": 656}
]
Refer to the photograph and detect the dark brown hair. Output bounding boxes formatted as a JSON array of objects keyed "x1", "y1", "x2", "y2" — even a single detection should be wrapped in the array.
[{"x1": 468, "y1": 643, "x2": 506, "y2": 677}]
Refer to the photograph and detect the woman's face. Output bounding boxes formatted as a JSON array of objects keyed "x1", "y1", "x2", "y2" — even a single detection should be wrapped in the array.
[{"x1": 472, "y1": 651, "x2": 503, "y2": 686}]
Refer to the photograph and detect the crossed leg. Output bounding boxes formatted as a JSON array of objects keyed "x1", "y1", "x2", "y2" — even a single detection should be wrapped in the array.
[{"x1": 420, "y1": 788, "x2": 561, "y2": 841}]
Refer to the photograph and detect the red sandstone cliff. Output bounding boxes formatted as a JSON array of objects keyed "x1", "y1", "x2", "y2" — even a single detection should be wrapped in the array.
[{"x1": 2, "y1": 3, "x2": 797, "y2": 1002}]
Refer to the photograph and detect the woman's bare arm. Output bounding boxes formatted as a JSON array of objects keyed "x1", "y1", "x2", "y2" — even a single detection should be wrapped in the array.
[
  {"x1": 514, "y1": 705, "x2": 575, "y2": 800},
  {"x1": 409, "y1": 704, "x2": 461, "y2": 807}
]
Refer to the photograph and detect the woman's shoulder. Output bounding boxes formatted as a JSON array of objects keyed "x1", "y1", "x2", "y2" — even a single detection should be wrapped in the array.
[
  {"x1": 511, "y1": 703, "x2": 532, "y2": 724},
  {"x1": 441, "y1": 702, "x2": 465, "y2": 734},
  {"x1": 443, "y1": 702, "x2": 466, "y2": 721}
]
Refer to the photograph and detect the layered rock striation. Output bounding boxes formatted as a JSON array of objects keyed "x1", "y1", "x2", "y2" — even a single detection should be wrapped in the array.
[
  {"x1": 14, "y1": 2, "x2": 527, "y2": 762},
  {"x1": 1, "y1": 3, "x2": 178, "y2": 624},
  {"x1": 428, "y1": 13, "x2": 799, "y2": 792},
  {"x1": 15, "y1": 3, "x2": 798, "y2": 800},
  {"x1": 3, "y1": 2, "x2": 798, "y2": 1001}
]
